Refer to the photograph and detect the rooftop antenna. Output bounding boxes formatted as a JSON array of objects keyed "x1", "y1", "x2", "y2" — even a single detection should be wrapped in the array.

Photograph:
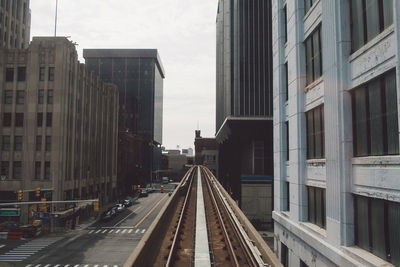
[
  {"x1": 197, "y1": 121, "x2": 199, "y2": 130},
  {"x1": 54, "y1": 0, "x2": 58, "y2": 36}
]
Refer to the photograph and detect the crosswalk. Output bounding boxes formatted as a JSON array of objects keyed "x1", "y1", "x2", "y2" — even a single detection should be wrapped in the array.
[
  {"x1": 25, "y1": 265, "x2": 119, "y2": 267},
  {"x1": 0, "y1": 237, "x2": 63, "y2": 262},
  {"x1": 87, "y1": 228, "x2": 146, "y2": 235}
]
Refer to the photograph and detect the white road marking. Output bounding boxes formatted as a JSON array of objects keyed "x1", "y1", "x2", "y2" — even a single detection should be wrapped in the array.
[
  {"x1": 89, "y1": 230, "x2": 94, "y2": 234},
  {"x1": 135, "y1": 229, "x2": 139, "y2": 233},
  {"x1": 115, "y1": 229, "x2": 120, "y2": 233},
  {"x1": 34, "y1": 265, "x2": 41, "y2": 267},
  {"x1": 84, "y1": 265, "x2": 89, "y2": 267},
  {"x1": 0, "y1": 245, "x2": 5, "y2": 248},
  {"x1": 54, "y1": 265, "x2": 61, "y2": 267},
  {"x1": 74, "y1": 265, "x2": 79, "y2": 267},
  {"x1": 44, "y1": 264, "x2": 51, "y2": 267},
  {"x1": 121, "y1": 229, "x2": 127, "y2": 234},
  {"x1": 64, "y1": 265, "x2": 70, "y2": 267},
  {"x1": 128, "y1": 229, "x2": 133, "y2": 233},
  {"x1": 141, "y1": 229, "x2": 146, "y2": 234},
  {"x1": 109, "y1": 229, "x2": 113, "y2": 233},
  {"x1": 95, "y1": 229, "x2": 102, "y2": 234},
  {"x1": 25, "y1": 265, "x2": 32, "y2": 267},
  {"x1": 102, "y1": 229, "x2": 108, "y2": 233},
  {"x1": 94, "y1": 265, "x2": 99, "y2": 267}
]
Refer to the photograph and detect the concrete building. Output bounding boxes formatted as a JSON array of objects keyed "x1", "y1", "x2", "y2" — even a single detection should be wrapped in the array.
[
  {"x1": 194, "y1": 130, "x2": 218, "y2": 176},
  {"x1": 83, "y1": 49, "x2": 164, "y2": 190},
  {"x1": 0, "y1": 37, "x2": 118, "y2": 223},
  {"x1": 216, "y1": 0, "x2": 274, "y2": 228},
  {"x1": 273, "y1": 0, "x2": 400, "y2": 266},
  {"x1": 0, "y1": 0, "x2": 31, "y2": 49}
]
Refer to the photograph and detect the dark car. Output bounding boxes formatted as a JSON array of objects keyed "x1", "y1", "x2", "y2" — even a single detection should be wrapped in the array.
[
  {"x1": 123, "y1": 199, "x2": 133, "y2": 207},
  {"x1": 115, "y1": 204, "x2": 125, "y2": 213},
  {"x1": 101, "y1": 208, "x2": 117, "y2": 221},
  {"x1": 140, "y1": 189, "x2": 148, "y2": 197}
]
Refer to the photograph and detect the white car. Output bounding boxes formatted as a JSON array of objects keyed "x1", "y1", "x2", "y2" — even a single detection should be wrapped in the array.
[{"x1": 115, "y1": 204, "x2": 125, "y2": 213}]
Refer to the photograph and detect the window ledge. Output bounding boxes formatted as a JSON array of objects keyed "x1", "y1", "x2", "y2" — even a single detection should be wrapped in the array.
[
  {"x1": 349, "y1": 25, "x2": 395, "y2": 63},
  {"x1": 304, "y1": 76, "x2": 323, "y2": 93},
  {"x1": 299, "y1": 221, "x2": 327, "y2": 238},
  {"x1": 281, "y1": 211, "x2": 290, "y2": 218},
  {"x1": 303, "y1": 0, "x2": 321, "y2": 22},
  {"x1": 341, "y1": 246, "x2": 395, "y2": 267},
  {"x1": 306, "y1": 158, "x2": 326, "y2": 167},
  {"x1": 352, "y1": 155, "x2": 400, "y2": 166}
]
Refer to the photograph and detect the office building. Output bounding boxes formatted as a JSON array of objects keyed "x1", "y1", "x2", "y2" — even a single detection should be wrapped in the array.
[
  {"x1": 0, "y1": 0, "x2": 30, "y2": 49},
  {"x1": 83, "y1": 49, "x2": 165, "y2": 191},
  {"x1": 0, "y1": 37, "x2": 119, "y2": 223},
  {"x1": 273, "y1": 1, "x2": 400, "y2": 266},
  {"x1": 216, "y1": 0, "x2": 274, "y2": 228}
]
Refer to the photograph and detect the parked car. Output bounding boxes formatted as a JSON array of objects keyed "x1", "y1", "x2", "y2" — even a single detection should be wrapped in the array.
[
  {"x1": 162, "y1": 177, "x2": 169, "y2": 184},
  {"x1": 101, "y1": 208, "x2": 117, "y2": 221},
  {"x1": 123, "y1": 199, "x2": 133, "y2": 207},
  {"x1": 140, "y1": 189, "x2": 149, "y2": 197},
  {"x1": 115, "y1": 204, "x2": 125, "y2": 213}
]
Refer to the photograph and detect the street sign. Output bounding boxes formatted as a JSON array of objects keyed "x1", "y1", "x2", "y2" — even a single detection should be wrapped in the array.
[{"x1": 0, "y1": 208, "x2": 20, "y2": 216}]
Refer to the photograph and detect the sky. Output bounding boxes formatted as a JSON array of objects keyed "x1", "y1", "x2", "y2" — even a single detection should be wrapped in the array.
[{"x1": 30, "y1": 0, "x2": 217, "y2": 151}]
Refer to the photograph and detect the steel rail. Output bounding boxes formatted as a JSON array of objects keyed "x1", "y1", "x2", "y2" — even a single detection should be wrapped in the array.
[
  {"x1": 165, "y1": 166, "x2": 195, "y2": 267},
  {"x1": 202, "y1": 167, "x2": 241, "y2": 267}
]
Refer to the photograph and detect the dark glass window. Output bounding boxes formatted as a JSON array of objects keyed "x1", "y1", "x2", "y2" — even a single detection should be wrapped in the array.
[
  {"x1": 36, "y1": 136, "x2": 42, "y2": 151},
  {"x1": 3, "y1": 113, "x2": 11, "y2": 127},
  {"x1": 4, "y1": 90, "x2": 12, "y2": 104},
  {"x1": 1, "y1": 161, "x2": 9, "y2": 179},
  {"x1": 5, "y1": 67, "x2": 14, "y2": 82},
  {"x1": 14, "y1": 136, "x2": 22, "y2": 151},
  {"x1": 16, "y1": 90, "x2": 24, "y2": 104},
  {"x1": 308, "y1": 186, "x2": 326, "y2": 228},
  {"x1": 48, "y1": 67, "x2": 54, "y2": 81},
  {"x1": 286, "y1": 181, "x2": 290, "y2": 211},
  {"x1": 285, "y1": 121, "x2": 289, "y2": 161},
  {"x1": 306, "y1": 105, "x2": 325, "y2": 159},
  {"x1": 283, "y1": 5, "x2": 287, "y2": 44},
  {"x1": 35, "y1": 162, "x2": 41, "y2": 180},
  {"x1": 47, "y1": 89, "x2": 53, "y2": 104},
  {"x1": 305, "y1": 26, "x2": 322, "y2": 85},
  {"x1": 15, "y1": 113, "x2": 23, "y2": 127},
  {"x1": 13, "y1": 161, "x2": 21, "y2": 179},
  {"x1": 2, "y1": 136, "x2": 10, "y2": 151},
  {"x1": 350, "y1": 0, "x2": 393, "y2": 52},
  {"x1": 37, "y1": 113, "x2": 43, "y2": 127},
  {"x1": 46, "y1": 112, "x2": 52, "y2": 127},
  {"x1": 281, "y1": 243, "x2": 289, "y2": 267},
  {"x1": 285, "y1": 63, "x2": 288, "y2": 101},
  {"x1": 39, "y1": 67, "x2": 45, "y2": 81},
  {"x1": 17, "y1": 67, "x2": 26, "y2": 81},
  {"x1": 352, "y1": 70, "x2": 398, "y2": 156},
  {"x1": 304, "y1": 0, "x2": 316, "y2": 14},
  {"x1": 45, "y1": 136, "x2": 51, "y2": 152},
  {"x1": 354, "y1": 195, "x2": 400, "y2": 264},
  {"x1": 38, "y1": 89, "x2": 44, "y2": 104},
  {"x1": 44, "y1": 162, "x2": 50, "y2": 180}
]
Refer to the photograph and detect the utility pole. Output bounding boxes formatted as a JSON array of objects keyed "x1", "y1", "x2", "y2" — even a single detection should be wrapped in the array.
[{"x1": 54, "y1": 0, "x2": 58, "y2": 36}]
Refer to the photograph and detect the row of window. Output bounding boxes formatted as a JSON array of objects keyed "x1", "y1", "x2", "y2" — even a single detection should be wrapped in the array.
[
  {"x1": 1, "y1": 135, "x2": 51, "y2": 151},
  {"x1": 3, "y1": 89, "x2": 53, "y2": 105},
  {"x1": 1, "y1": 112, "x2": 53, "y2": 127},
  {"x1": 0, "y1": 161, "x2": 50, "y2": 180},
  {"x1": 5, "y1": 66, "x2": 54, "y2": 82}
]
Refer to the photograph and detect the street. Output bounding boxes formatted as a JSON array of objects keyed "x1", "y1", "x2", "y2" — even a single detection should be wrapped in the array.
[{"x1": 0, "y1": 192, "x2": 170, "y2": 267}]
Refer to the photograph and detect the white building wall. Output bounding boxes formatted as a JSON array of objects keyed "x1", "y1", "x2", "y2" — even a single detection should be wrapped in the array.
[{"x1": 273, "y1": 0, "x2": 400, "y2": 266}]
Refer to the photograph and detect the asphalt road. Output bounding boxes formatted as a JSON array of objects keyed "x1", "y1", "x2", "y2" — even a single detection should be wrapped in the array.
[{"x1": 0, "y1": 192, "x2": 170, "y2": 267}]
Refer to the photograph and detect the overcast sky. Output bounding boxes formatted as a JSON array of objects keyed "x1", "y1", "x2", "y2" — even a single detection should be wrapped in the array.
[{"x1": 30, "y1": 0, "x2": 217, "y2": 151}]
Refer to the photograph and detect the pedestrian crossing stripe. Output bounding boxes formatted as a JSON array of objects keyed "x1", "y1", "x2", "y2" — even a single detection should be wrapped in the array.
[
  {"x1": 87, "y1": 228, "x2": 146, "y2": 235},
  {"x1": 25, "y1": 265, "x2": 119, "y2": 267}
]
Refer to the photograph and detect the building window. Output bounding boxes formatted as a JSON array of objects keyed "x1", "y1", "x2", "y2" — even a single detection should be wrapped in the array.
[
  {"x1": 15, "y1": 113, "x2": 23, "y2": 127},
  {"x1": 281, "y1": 243, "x2": 289, "y2": 267},
  {"x1": 38, "y1": 89, "x2": 44, "y2": 104},
  {"x1": 285, "y1": 121, "x2": 289, "y2": 161},
  {"x1": 3, "y1": 113, "x2": 11, "y2": 127},
  {"x1": 285, "y1": 182, "x2": 290, "y2": 211},
  {"x1": 4, "y1": 90, "x2": 12, "y2": 104},
  {"x1": 37, "y1": 113, "x2": 43, "y2": 127},
  {"x1": 306, "y1": 105, "x2": 325, "y2": 159},
  {"x1": 5, "y1": 67, "x2": 14, "y2": 82},
  {"x1": 13, "y1": 161, "x2": 21, "y2": 179},
  {"x1": 352, "y1": 70, "x2": 398, "y2": 157},
  {"x1": 14, "y1": 136, "x2": 22, "y2": 151},
  {"x1": 16, "y1": 90, "x2": 24, "y2": 104},
  {"x1": 39, "y1": 67, "x2": 45, "y2": 81},
  {"x1": 47, "y1": 89, "x2": 53, "y2": 104},
  {"x1": 307, "y1": 186, "x2": 326, "y2": 228},
  {"x1": 44, "y1": 161, "x2": 50, "y2": 180},
  {"x1": 2, "y1": 136, "x2": 10, "y2": 151},
  {"x1": 283, "y1": 5, "x2": 287, "y2": 44},
  {"x1": 304, "y1": 0, "x2": 316, "y2": 14},
  {"x1": 17, "y1": 67, "x2": 26, "y2": 81},
  {"x1": 36, "y1": 136, "x2": 42, "y2": 151},
  {"x1": 284, "y1": 62, "x2": 288, "y2": 101},
  {"x1": 350, "y1": 0, "x2": 393, "y2": 52},
  {"x1": 305, "y1": 25, "x2": 322, "y2": 85},
  {"x1": 34, "y1": 162, "x2": 41, "y2": 180},
  {"x1": 354, "y1": 195, "x2": 400, "y2": 265},
  {"x1": 1, "y1": 161, "x2": 9, "y2": 179},
  {"x1": 46, "y1": 112, "x2": 52, "y2": 127},
  {"x1": 48, "y1": 67, "x2": 54, "y2": 81},
  {"x1": 45, "y1": 136, "x2": 51, "y2": 152}
]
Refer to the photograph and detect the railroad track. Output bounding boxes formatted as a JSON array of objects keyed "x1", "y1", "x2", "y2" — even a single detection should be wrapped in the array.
[{"x1": 150, "y1": 165, "x2": 267, "y2": 267}]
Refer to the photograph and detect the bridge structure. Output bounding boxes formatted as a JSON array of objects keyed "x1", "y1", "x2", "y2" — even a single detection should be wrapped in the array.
[{"x1": 124, "y1": 165, "x2": 281, "y2": 267}]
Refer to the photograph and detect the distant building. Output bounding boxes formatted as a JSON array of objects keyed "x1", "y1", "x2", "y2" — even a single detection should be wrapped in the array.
[
  {"x1": 160, "y1": 149, "x2": 190, "y2": 181},
  {"x1": 181, "y1": 148, "x2": 193, "y2": 156},
  {"x1": 83, "y1": 49, "x2": 165, "y2": 190},
  {"x1": 194, "y1": 130, "x2": 218, "y2": 176},
  {"x1": 273, "y1": 1, "x2": 400, "y2": 266},
  {"x1": 0, "y1": 37, "x2": 118, "y2": 223},
  {"x1": 0, "y1": 0, "x2": 31, "y2": 49},
  {"x1": 216, "y1": 0, "x2": 273, "y2": 228}
]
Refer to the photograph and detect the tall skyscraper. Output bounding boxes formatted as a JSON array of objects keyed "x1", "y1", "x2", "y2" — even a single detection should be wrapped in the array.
[
  {"x1": 215, "y1": 0, "x2": 274, "y2": 228},
  {"x1": 273, "y1": 1, "x2": 400, "y2": 266},
  {"x1": 84, "y1": 49, "x2": 164, "y2": 191}
]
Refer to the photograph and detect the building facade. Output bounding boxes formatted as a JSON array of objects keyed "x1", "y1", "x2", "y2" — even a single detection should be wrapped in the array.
[
  {"x1": 194, "y1": 130, "x2": 218, "y2": 176},
  {"x1": 216, "y1": 0, "x2": 274, "y2": 228},
  {"x1": 0, "y1": 0, "x2": 30, "y2": 49},
  {"x1": 83, "y1": 49, "x2": 164, "y2": 191},
  {"x1": 0, "y1": 37, "x2": 118, "y2": 223},
  {"x1": 273, "y1": 0, "x2": 400, "y2": 266}
]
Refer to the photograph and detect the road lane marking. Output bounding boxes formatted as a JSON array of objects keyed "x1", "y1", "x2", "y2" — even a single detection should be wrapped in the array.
[
  {"x1": 141, "y1": 229, "x2": 146, "y2": 234},
  {"x1": 54, "y1": 265, "x2": 60, "y2": 267},
  {"x1": 64, "y1": 265, "x2": 70, "y2": 267},
  {"x1": 94, "y1": 265, "x2": 99, "y2": 267},
  {"x1": 115, "y1": 229, "x2": 120, "y2": 233},
  {"x1": 74, "y1": 265, "x2": 79, "y2": 267},
  {"x1": 89, "y1": 230, "x2": 94, "y2": 234},
  {"x1": 134, "y1": 194, "x2": 168, "y2": 228},
  {"x1": 102, "y1": 229, "x2": 108, "y2": 233},
  {"x1": 128, "y1": 229, "x2": 133, "y2": 233},
  {"x1": 95, "y1": 229, "x2": 102, "y2": 233},
  {"x1": 84, "y1": 265, "x2": 89, "y2": 267},
  {"x1": 121, "y1": 229, "x2": 127, "y2": 234},
  {"x1": 25, "y1": 265, "x2": 32, "y2": 267},
  {"x1": 109, "y1": 229, "x2": 114, "y2": 233},
  {"x1": 44, "y1": 264, "x2": 51, "y2": 267},
  {"x1": 34, "y1": 265, "x2": 41, "y2": 267},
  {"x1": 135, "y1": 229, "x2": 139, "y2": 233},
  {"x1": 0, "y1": 245, "x2": 4, "y2": 248},
  {"x1": 112, "y1": 206, "x2": 142, "y2": 227}
]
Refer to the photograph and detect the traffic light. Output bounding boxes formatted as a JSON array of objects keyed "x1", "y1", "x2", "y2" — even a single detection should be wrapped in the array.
[
  {"x1": 94, "y1": 198, "x2": 99, "y2": 212},
  {"x1": 161, "y1": 185, "x2": 164, "y2": 193},
  {"x1": 40, "y1": 198, "x2": 47, "y2": 212},
  {"x1": 137, "y1": 185, "x2": 141, "y2": 194},
  {"x1": 17, "y1": 190, "x2": 23, "y2": 201},
  {"x1": 36, "y1": 187, "x2": 41, "y2": 198}
]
